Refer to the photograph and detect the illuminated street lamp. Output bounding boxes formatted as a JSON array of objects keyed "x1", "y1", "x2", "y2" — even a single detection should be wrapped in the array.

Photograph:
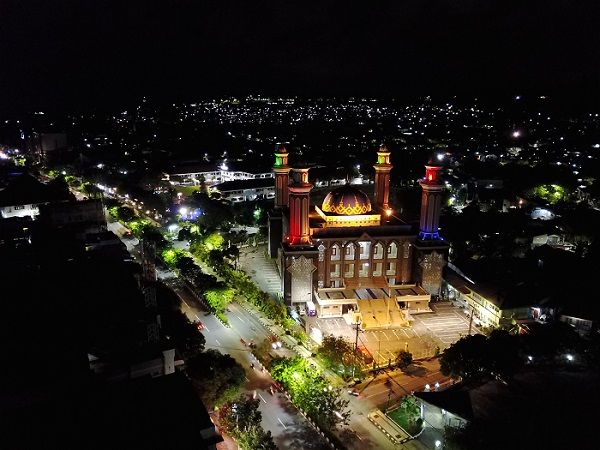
[{"x1": 435, "y1": 440, "x2": 442, "y2": 448}]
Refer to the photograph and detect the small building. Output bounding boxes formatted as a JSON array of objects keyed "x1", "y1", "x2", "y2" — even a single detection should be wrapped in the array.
[
  {"x1": 0, "y1": 173, "x2": 70, "y2": 219},
  {"x1": 443, "y1": 262, "x2": 547, "y2": 329},
  {"x1": 211, "y1": 177, "x2": 275, "y2": 202},
  {"x1": 39, "y1": 199, "x2": 106, "y2": 236},
  {"x1": 164, "y1": 162, "x2": 273, "y2": 186},
  {"x1": 414, "y1": 370, "x2": 600, "y2": 450}
]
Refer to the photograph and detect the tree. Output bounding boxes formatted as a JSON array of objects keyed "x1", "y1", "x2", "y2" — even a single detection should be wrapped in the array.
[
  {"x1": 162, "y1": 310, "x2": 205, "y2": 360},
  {"x1": 396, "y1": 350, "x2": 413, "y2": 370},
  {"x1": 186, "y1": 350, "x2": 246, "y2": 408},
  {"x1": 116, "y1": 206, "x2": 135, "y2": 222},
  {"x1": 317, "y1": 335, "x2": 357, "y2": 377},
  {"x1": 440, "y1": 334, "x2": 489, "y2": 381},
  {"x1": 486, "y1": 329, "x2": 521, "y2": 381},
  {"x1": 204, "y1": 286, "x2": 235, "y2": 313},
  {"x1": 270, "y1": 357, "x2": 350, "y2": 430},
  {"x1": 219, "y1": 397, "x2": 278, "y2": 450}
]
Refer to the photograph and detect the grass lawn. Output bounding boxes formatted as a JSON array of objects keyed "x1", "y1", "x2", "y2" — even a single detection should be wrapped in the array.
[
  {"x1": 175, "y1": 185, "x2": 200, "y2": 197},
  {"x1": 387, "y1": 407, "x2": 423, "y2": 436}
]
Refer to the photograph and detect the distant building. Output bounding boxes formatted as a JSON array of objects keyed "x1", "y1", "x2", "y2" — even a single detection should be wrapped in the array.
[
  {"x1": 0, "y1": 173, "x2": 71, "y2": 219},
  {"x1": 211, "y1": 177, "x2": 275, "y2": 202},
  {"x1": 268, "y1": 145, "x2": 449, "y2": 328},
  {"x1": 164, "y1": 162, "x2": 273, "y2": 186}
]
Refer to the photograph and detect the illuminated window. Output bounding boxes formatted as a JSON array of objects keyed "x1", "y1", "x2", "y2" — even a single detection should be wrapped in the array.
[
  {"x1": 359, "y1": 241, "x2": 370, "y2": 260},
  {"x1": 373, "y1": 262, "x2": 383, "y2": 276},
  {"x1": 330, "y1": 263, "x2": 340, "y2": 277},
  {"x1": 387, "y1": 242, "x2": 398, "y2": 258},
  {"x1": 386, "y1": 262, "x2": 396, "y2": 275},
  {"x1": 331, "y1": 244, "x2": 341, "y2": 261},
  {"x1": 373, "y1": 243, "x2": 384, "y2": 260},
  {"x1": 359, "y1": 262, "x2": 369, "y2": 277},
  {"x1": 344, "y1": 263, "x2": 354, "y2": 277}
]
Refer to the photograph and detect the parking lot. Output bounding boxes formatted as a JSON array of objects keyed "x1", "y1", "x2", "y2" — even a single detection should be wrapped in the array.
[{"x1": 412, "y1": 302, "x2": 476, "y2": 347}]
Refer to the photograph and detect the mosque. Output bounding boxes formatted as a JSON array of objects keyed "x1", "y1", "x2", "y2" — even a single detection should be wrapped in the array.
[{"x1": 268, "y1": 145, "x2": 448, "y2": 330}]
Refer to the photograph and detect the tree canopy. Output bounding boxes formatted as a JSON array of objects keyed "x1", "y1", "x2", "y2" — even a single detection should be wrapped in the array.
[{"x1": 186, "y1": 349, "x2": 246, "y2": 408}]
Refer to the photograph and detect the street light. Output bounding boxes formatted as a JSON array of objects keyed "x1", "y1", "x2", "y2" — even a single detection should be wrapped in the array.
[{"x1": 435, "y1": 440, "x2": 442, "y2": 448}]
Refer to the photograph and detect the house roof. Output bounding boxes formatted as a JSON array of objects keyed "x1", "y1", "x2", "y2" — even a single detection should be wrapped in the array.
[
  {"x1": 445, "y1": 261, "x2": 551, "y2": 310},
  {"x1": 212, "y1": 177, "x2": 275, "y2": 192},
  {"x1": 0, "y1": 173, "x2": 70, "y2": 208},
  {"x1": 416, "y1": 369, "x2": 600, "y2": 424}
]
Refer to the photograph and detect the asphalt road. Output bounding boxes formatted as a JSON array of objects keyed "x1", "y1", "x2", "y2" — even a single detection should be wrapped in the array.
[{"x1": 172, "y1": 281, "x2": 332, "y2": 450}]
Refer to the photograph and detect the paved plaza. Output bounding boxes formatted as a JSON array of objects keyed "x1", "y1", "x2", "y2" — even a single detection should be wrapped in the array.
[
  {"x1": 412, "y1": 301, "x2": 477, "y2": 347},
  {"x1": 238, "y1": 245, "x2": 282, "y2": 296}
]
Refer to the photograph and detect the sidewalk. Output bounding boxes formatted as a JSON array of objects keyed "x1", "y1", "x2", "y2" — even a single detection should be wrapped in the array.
[{"x1": 367, "y1": 410, "x2": 411, "y2": 445}]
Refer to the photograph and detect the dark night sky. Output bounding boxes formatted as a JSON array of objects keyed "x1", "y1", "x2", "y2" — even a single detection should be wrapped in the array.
[{"x1": 1, "y1": 0, "x2": 598, "y2": 114}]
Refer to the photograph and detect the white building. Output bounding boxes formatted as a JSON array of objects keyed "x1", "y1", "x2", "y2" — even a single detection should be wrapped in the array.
[
  {"x1": 164, "y1": 163, "x2": 273, "y2": 186},
  {"x1": 210, "y1": 177, "x2": 275, "y2": 202},
  {"x1": 0, "y1": 173, "x2": 70, "y2": 219}
]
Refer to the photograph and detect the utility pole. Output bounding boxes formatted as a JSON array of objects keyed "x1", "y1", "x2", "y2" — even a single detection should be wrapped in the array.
[{"x1": 468, "y1": 304, "x2": 475, "y2": 335}]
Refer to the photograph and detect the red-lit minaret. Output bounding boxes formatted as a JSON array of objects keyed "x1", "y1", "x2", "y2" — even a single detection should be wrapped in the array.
[
  {"x1": 418, "y1": 160, "x2": 444, "y2": 240},
  {"x1": 287, "y1": 167, "x2": 312, "y2": 246},
  {"x1": 273, "y1": 145, "x2": 290, "y2": 209},
  {"x1": 373, "y1": 144, "x2": 393, "y2": 211}
]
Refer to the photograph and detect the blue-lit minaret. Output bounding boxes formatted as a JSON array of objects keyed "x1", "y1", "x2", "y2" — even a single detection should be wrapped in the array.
[
  {"x1": 418, "y1": 160, "x2": 444, "y2": 241},
  {"x1": 414, "y1": 159, "x2": 448, "y2": 298}
]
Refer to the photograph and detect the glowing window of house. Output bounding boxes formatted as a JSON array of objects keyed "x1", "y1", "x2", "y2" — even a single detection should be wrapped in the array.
[{"x1": 345, "y1": 244, "x2": 355, "y2": 259}]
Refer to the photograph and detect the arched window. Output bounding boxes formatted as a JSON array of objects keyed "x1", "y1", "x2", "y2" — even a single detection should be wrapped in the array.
[
  {"x1": 373, "y1": 242, "x2": 384, "y2": 260},
  {"x1": 331, "y1": 243, "x2": 341, "y2": 261},
  {"x1": 387, "y1": 241, "x2": 398, "y2": 258},
  {"x1": 344, "y1": 242, "x2": 356, "y2": 260}
]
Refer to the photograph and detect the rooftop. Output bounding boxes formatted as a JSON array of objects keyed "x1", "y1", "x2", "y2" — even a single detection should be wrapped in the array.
[{"x1": 212, "y1": 177, "x2": 275, "y2": 191}]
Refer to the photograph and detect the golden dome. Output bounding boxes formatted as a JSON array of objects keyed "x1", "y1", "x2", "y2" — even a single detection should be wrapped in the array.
[{"x1": 322, "y1": 185, "x2": 372, "y2": 215}]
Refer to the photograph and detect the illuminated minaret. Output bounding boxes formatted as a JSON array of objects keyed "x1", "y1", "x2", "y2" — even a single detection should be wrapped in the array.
[
  {"x1": 418, "y1": 160, "x2": 444, "y2": 241},
  {"x1": 373, "y1": 144, "x2": 393, "y2": 211},
  {"x1": 273, "y1": 145, "x2": 290, "y2": 209},
  {"x1": 287, "y1": 167, "x2": 312, "y2": 246}
]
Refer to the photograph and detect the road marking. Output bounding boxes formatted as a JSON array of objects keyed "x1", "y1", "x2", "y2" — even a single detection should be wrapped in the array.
[
  {"x1": 381, "y1": 331, "x2": 391, "y2": 341},
  {"x1": 215, "y1": 339, "x2": 221, "y2": 346},
  {"x1": 245, "y1": 376, "x2": 249, "y2": 382},
  {"x1": 277, "y1": 417, "x2": 287, "y2": 429},
  {"x1": 258, "y1": 393, "x2": 267, "y2": 404},
  {"x1": 392, "y1": 330, "x2": 400, "y2": 340}
]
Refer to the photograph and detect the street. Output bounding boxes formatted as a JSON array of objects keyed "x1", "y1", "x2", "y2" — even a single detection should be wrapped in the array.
[{"x1": 172, "y1": 281, "x2": 332, "y2": 450}]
